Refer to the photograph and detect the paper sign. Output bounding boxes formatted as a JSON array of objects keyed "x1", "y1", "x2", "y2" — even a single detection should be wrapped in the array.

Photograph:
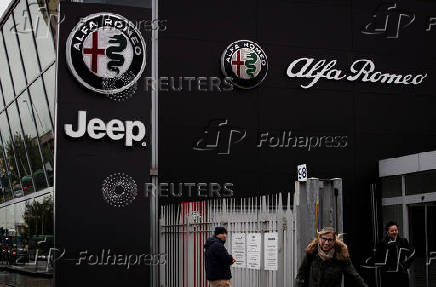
[
  {"x1": 247, "y1": 233, "x2": 261, "y2": 270},
  {"x1": 232, "y1": 233, "x2": 246, "y2": 268},
  {"x1": 264, "y1": 232, "x2": 279, "y2": 271}
]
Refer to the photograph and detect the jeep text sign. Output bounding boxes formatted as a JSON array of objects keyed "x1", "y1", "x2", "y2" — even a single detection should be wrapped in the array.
[{"x1": 54, "y1": 3, "x2": 151, "y2": 287}]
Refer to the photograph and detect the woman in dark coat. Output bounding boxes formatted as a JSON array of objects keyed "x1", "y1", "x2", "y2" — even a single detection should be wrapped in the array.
[
  {"x1": 374, "y1": 221, "x2": 415, "y2": 287},
  {"x1": 295, "y1": 227, "x2": 368, "y2": 287}
]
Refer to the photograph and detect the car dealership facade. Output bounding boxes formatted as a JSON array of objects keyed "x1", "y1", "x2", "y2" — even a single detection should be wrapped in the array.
[{"x1": 0, "y1": 0, "x2": 435, "y2": 286}]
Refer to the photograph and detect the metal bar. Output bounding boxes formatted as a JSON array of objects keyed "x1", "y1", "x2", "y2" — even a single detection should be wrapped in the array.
[{"x1": 425, "y1": 205, "x2": 429, "y2": 287}]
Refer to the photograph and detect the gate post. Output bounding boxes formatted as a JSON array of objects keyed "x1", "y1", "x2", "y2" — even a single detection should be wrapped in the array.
[{"x1": 293, "y1": 178, "x2": 343, "y2": 274}]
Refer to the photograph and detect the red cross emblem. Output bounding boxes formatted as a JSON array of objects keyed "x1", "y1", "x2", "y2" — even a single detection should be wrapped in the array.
[
  {"x1": 83, "y1": 31, "x2": 106, "y2": 73},
  {"x1": 231, "y1": 50, "x2": 245, "y2": 77}
]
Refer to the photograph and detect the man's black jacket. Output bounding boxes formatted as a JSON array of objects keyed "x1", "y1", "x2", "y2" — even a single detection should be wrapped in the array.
[{"x1": 204, "y1": 237, "x2": 233, "y2": 281}]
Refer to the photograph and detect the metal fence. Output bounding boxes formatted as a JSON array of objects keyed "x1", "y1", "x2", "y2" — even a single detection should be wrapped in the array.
[{"x1": 159, "y1": 178, "x2": 343, "y2": 287}]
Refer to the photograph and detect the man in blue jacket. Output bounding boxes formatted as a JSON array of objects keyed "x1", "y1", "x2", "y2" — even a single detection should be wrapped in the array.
[{"x1": 204, "y1": 227, "x2": 236, "y2": 287}]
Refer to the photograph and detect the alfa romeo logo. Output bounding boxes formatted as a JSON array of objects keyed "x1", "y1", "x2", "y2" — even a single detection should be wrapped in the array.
[
  {"x1": 66, "y1": 13, "x2": 146, "y2": 95},
  {"x1": 221, "y1": 40, "x2": 268, "y2": 89}
]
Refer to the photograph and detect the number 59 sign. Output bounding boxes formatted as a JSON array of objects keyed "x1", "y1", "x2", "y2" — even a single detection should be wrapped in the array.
[{"x1": 297, "y1": 164, "x2": 308, "y2": 182}]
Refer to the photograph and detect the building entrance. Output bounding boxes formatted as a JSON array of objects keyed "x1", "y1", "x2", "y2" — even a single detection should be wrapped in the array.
[{"x1": 408, "y1": 203, "x2": 436, "y2": 287}]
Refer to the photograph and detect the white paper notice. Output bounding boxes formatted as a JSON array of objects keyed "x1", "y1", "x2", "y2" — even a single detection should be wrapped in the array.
[
  {"x1": 232, "y1": 233, "x2": 246, "y2": 268},
  {"x1": 264, "y1": 232, "x2": 279, "y2": 271},
  {"x1": 246, "y1": 233, "x2": 261, "y2": 270}
]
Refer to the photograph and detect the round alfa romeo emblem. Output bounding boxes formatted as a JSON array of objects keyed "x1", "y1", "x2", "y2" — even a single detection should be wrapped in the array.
[
  {"x1": 66, "y1": 13, "x2": 146, "y2": 95},
  {"x1": 221, "y1": 40, "x2": 268, "y2": 89}
]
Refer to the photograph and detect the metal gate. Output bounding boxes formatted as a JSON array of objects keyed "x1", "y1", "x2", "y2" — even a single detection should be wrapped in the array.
[{"x1": 159, "y1": 178, "x2": 343, "y2": 287}]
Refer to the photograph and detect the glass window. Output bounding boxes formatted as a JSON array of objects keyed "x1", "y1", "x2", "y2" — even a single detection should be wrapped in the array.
[
  {"x1": 78, "y1": 0, "x2": 151, "y2": 8},
  {"x1": 0, "y1": 133, "x2": 14, "y2": 202},
  {"x1": 28, "y1": 77, "x2": 53, "y2": 135},
  {"x1": 0, "y1": 112, "x2": 22, "y2": 198},
  {"x1": 18, "y1": 91, "x2": 52, "y2": 188},
  {"x1": 14, "y1": 0, "x2": 41, "y2": 82},
  {"x1": 405, "y1": 170, "x2": 436, "y2": 196},
  {"x1": 42, "y1": 64, "x2": 55, "y2": 122},
  {"x1": 0, "y1": 32, "x2": 16, "y2": 105},
  {"x1": 28, "y1": 0, "x2": 56, "y2": 69},
  {"x1": 2, "y1": 17, "x2": 27, "y2": 95},
  {"x1": 381, "y1": 176, "x2": 402, "y2": 198},
  {"x1": 7, "y1": 103, "x2": 42, "y2": 194}
]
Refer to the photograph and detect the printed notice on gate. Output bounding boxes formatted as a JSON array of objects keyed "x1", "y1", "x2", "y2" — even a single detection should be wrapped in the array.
[
  {"x1": 247, "y1": 233, "x2": 261, "y2": 270},
  {"x1": 264, "y1": 232, "x2": 279, "y2": 271},
  {"x1": 232, "y1": 233, "x2": 246, "y2": 268}
]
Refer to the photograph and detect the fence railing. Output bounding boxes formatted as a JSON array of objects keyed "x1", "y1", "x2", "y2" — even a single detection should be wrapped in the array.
[{"x1": 159, "y1": 178, "x2": 343, "y2": 287}]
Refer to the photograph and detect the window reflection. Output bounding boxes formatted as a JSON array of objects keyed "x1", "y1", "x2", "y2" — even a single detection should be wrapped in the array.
[
  {"x1": 7, "y1": 104, "x2": 37, "y2": 194},
  {"x1": 0, "y1": 129, "x2": 14, "y2": 203},
  {"x1": 0, "y1": 0, "x2": 56, "y2": 203},
  {"x1": 27, "y1": 0, "x2": 56, "y2": 69},
  {"x1": 0, "y1": 112, "x2": 23, "y2": 199},
  {"x1": 18, "y1": 91, "x2": 53, "y2": 188},
  {"x1": 29, "y1": 77, "x2": 53, "y2": 135},
  {"x1": 42, "y1": 64, "x2": 55, "y2": 124},
  {"x1": 13, "y1": 0, "x2": 41, "y2": 82},
  {"x1": 0, "y1": 32, "x2": 16, "y2": 105},
  {"x1": 2, "y1": 17, "x2": 26, "y2": 95}
]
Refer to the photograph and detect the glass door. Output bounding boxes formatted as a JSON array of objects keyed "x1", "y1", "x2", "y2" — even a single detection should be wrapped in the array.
[{"x1": 408, "y1": 203, "x2": 436, "y2": 287}]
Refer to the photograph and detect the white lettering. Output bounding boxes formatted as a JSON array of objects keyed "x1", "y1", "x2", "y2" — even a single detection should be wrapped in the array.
[
  {"x1": 64, "y1": 111, "x2": 146, "y2": 147},
  {"x1": 125, "y1": 121, "x2": 146, "y2": 147},
  {"x1": 107, "y1": 119, "x2": 125, "y2": 140},
  {"x1": 426, "y1": 17, "x2": 436, "y2": 32},
  {"x1": 287, "y1": 57, "x2": 427, "y2": 88},
  {"x1": 87, "y1": 118, "x2": 106, "y2": 139},
  {"x1": 64, "y1": 111, "x2": 86, "y2": 138},
  {"x1": 347, "y1": 59, "x2": 375, "y2": 81}
]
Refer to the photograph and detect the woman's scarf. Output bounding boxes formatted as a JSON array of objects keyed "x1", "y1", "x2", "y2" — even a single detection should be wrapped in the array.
[{"x1": 318, "y1": 244, "x2": 335, "y2": 261}]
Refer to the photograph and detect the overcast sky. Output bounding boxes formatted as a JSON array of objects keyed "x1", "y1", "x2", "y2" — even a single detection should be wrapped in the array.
[{"x1": 0, "y1": 0, "x2": 11, "y2": 19}]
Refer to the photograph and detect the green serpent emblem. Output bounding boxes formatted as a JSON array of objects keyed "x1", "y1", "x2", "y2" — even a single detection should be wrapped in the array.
[
  {"x1": 106, "y1": 34, "x2": 127, "y2": 75},
  {"x1": 244, "y1": 52, "x2": 258, "y2": 78}
]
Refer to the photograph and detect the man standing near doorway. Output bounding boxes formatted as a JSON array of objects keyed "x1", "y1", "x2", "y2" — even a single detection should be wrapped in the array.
[
  {"x1": 204, "y1": 227, "x2": 236, "y2": 287},
  {"x1": 375, "y1": 221, "x2": 416, "y2": 287}
]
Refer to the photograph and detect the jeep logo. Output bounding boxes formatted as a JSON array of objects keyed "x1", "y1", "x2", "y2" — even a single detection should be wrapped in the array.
[{"x1": 64, "y1": 111, "x2": 147, "y2": 147}]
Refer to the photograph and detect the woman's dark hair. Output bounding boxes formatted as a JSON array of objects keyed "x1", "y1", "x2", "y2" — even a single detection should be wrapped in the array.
[{"x1": 385, "y1": 221, "x2": 398, "y2": 232}]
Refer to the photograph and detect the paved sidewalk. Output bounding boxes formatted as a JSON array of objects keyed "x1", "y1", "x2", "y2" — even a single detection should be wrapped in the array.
[{"x1": 0, "y1": 262, "x2": 52, "y2": 278}]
